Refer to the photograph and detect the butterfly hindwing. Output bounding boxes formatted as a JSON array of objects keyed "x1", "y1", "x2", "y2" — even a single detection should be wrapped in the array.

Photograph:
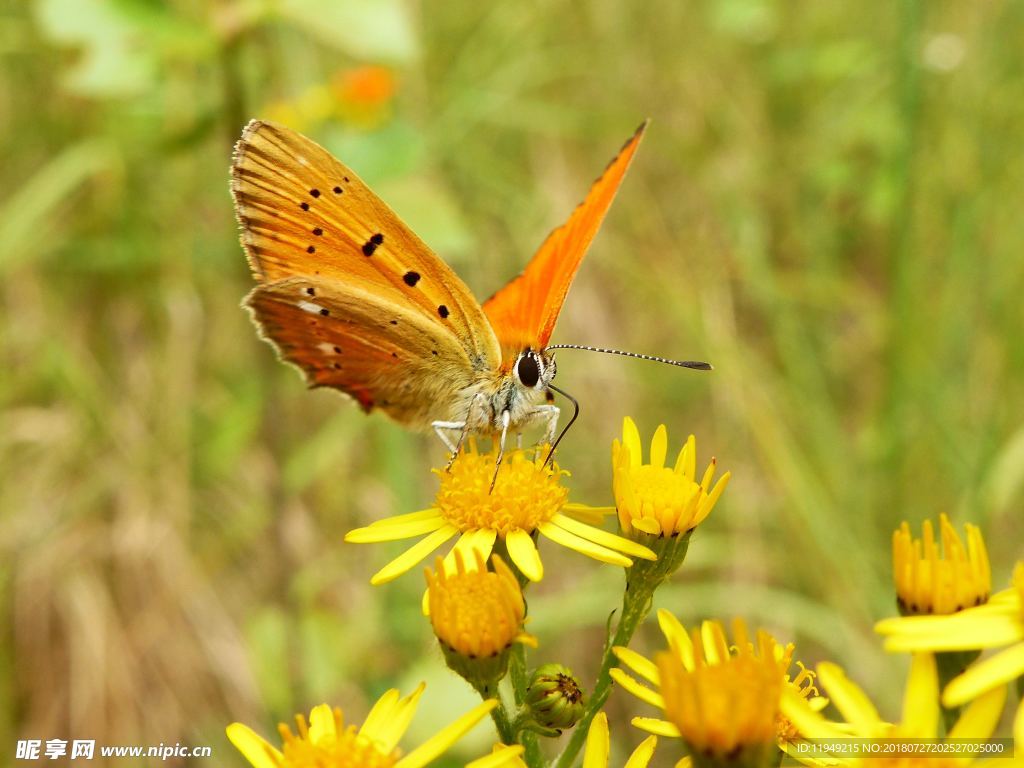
[
  {"x1": 482, "y1": 122, "x2": 647, "y2": 356},
  {"x1": 247, "y1": 277, "x2": 481, "y2": 428},
  {"x1": 231, "y1": 119, "x2": 501, "y2": 374}
]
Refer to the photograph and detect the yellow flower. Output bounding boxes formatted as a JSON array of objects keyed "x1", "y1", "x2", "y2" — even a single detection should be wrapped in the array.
[
  {"x1": 613, "y1": 418, "x2": 729, "y2": 537},
  {"x1": 876, "y1": 562, "x2": 1024, "y2": 750},
  {"x1": 612, "y1": 612, "x2": 821, "y2": 762},
  {"x1": 426, "y1": 551, "x2": 532, "y2": 656},
  {"x1": 781, "y1": 653, "x2": 1007, "y2": 766},
  {"x1": 892, "y1": 514, "x2": 990, "y2": 615},
  {"x1": 658, "y1": 620, "x2": 783, "y2": 767},
  {"x1": 613, "y1": 617, "x2": 785, "y2": 767},
  {"x1": 583, "y1": 712, "x2": 675, "y2": 768},
  {"x1": 425, "y1": 551, "x2": 536, "y2": 691},
  {"x1": 345, "y1": 444, "x2": 655, "y2": 584},
  {"x1": 227, "y1": 685, "x2": 498, "y2": 768}
]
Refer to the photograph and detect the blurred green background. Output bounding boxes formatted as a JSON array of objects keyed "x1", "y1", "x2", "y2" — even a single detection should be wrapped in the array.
[{"x1": 2, "y1": 0, "x2": 1022, "y2": 764}]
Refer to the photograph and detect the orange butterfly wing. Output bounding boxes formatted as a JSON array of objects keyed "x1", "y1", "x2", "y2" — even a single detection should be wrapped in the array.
[
  {"x1": 232, "y1": 120, "x2": 501, "y2": 426},
  {"x1": 482, "y1": 122, "x2": 647, "y2": 356}
]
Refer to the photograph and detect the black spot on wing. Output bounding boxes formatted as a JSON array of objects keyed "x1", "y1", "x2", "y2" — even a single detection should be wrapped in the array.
[
  {"x1": 310, "y1": 189, "x2": 320, "y2": 198},
  {"x1": 313, "y1": 227, "x2": 323, "y2": 236},
  {"x1": 307, "y1": 245, "x2": 315, "y2": 253},
  {"x1": 300, "y1": 202, "x2": 309, "y2": 211},
  {"x1": 333, "y1": 186, "x2": 342, "y2": 194},
  {"x1": 305, "y1": 287, "x2": 315, "y2": 296},
  {"x1": 362, "y1": 233, "x2": 385, "y2": 256},
  {"x1": 403, "y1": 271, "x2": 420, "y2": 286},
  {"x1": 438, "y1": 305, "x2": 449, "y2": 319}
]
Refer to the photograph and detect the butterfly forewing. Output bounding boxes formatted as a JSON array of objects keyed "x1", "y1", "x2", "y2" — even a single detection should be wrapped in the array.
[
  {"x1": 482, "y1": 122, "x2": 647, "y2": 356},
  {"x1": 232, "y1": 120, "x2": 500, "y2": 361},
  {"x1": 232, "y1": 120, "x2": 502, "y2": 424}
]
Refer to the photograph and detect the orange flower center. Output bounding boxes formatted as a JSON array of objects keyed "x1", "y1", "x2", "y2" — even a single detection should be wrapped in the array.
[
  {"x1": 434, "y1": 447, "x2": 567, "y2": 536},
  {"x1": 278, "y1": 711, "x2": 396, "y2": 768}
]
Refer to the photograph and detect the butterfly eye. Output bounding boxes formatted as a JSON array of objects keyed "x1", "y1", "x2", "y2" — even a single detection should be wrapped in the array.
[{"x1": 516, "y1": 353, "x2": 541, "y2": 388}]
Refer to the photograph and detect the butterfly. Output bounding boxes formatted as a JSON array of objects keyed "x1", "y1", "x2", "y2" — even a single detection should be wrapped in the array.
[{"x1": 231, "y1": 120, "x2": 709, "y2": 462}]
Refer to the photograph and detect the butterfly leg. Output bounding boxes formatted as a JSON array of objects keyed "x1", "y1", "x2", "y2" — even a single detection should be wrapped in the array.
[
  {"x1": 432, "y1": 420, "x2": 465, "y2": 454},
  {"x1": 434, "y1": 393, "x2": 488, "y2": 471},
  {"x1": 531, "y1": 405, "x2": 561, "y2": 445},
  {"x1": 489, "y1": 409, "x2": 512, "y2": 492},
  {"x1": 452, "y1": 392, "x2": 488, "y2": 459}
]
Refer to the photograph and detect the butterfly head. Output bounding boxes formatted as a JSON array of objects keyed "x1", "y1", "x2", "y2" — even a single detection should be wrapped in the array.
[{"x1": 513, "y1": 348, "x2": 557, "y2": 393}]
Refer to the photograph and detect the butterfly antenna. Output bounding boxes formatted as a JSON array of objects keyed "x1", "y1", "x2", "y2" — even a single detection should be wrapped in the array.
[
  {"x1": 546, "y1": 344, "x2": 712, "y2": 371},
  {"x1": 544, "y1": 383, "x2": 580, "y2": 468}
]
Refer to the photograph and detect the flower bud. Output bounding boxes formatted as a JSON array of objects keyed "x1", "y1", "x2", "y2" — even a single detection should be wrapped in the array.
[{"x1": 525, "y1": 664, "x2": 585, "y2": 731}]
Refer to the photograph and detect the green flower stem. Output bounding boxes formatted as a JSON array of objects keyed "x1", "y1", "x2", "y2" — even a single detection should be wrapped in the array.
[
  {"x1": 486, "y1": 691, "x2": 517, "y2": 745},
  {"x1": 509, "y1": 642, "x2": 543, "y2": 766},
  {"x1": 935, "y1": 649, "x2": 980, "y2": 734},
  {"x1": 553, "y1": 575, "x2": 656, "y2": 768},
  {"x1": 510, "y1": 639, "x2": 529, "y2": 703}
]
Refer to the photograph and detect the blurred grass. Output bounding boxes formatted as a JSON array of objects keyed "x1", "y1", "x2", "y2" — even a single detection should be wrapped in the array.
[{"x1": 1, "y1": 0, "x2": 1023, "y2": 765}]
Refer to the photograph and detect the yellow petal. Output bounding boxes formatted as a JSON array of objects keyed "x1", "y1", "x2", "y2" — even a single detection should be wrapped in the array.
[
  {"x1": 878, "y1": 613, "x2": 1024, "y2": 651},
  {"x1": 360, "y1": 689, "x2": 401, "y2": 742},
  {"x1": 816, "y1": 662, "x2": 882, "y2": 729},
  {"x1": 368, "y1": 508, "x2": 444, "y2": 527},
  {"x1": 674, "y1": 758, "x2": 692, "y2": 768},
  {"x1": 550, "y1": 513, "x2": 656, "y2": 560},
  {"x1": 362, "y1": 684, "x2": 425, "y2": 753},
  {"x1": 370, "y1": 525, "x2": 458, "y2": 585},
  {"x1": 632, "y1": 517, "x2": 661, "y2": 535},
  {"x1": 694, "y1": 472, "x2": 730, "y2": 526},
  {"x1": 225, "y1": 723, "x2": 283, "y2": 768},
  {"x1": 563, "y1": 503, "x2": 615, "y2": 526},
  {"x1": 650, "y1": 425, "x2": 668, "y2": 469},
  {"x1": 346, "y1": 514, "x2": 445, "y2": 542},
  {"x1": 901, "y1": 653, "x2": 939, "y2": 738},
  {"x1": 445, "y1": 528, "x2": 497, "y2": 570},
  {"x1": 699, "y1": 460, "x2": 716, "y2": 491},
  {"x1": 538, "y1": 522, "x2": 632, "y2": 567},
  {"x1": 779, "y1": 686, "x2": 849, "y2": 740},
  {"x1": 609, "y1": 668, "x2": 665, "y2": 709},
  {"x1": 948, "y1": 686, "x2": 1006, "y2": 740},
  {"x1": 700, "y1": 620, "x2": 730, "y2": 664},
  {"x1": 583, "y1": 712, "x2": 610, "y2": 768},
  {"x1": 613, "y1": 645, "x2": 661, "y2": 685},
  {"x1": 506, "y1": 529, "x2": 544, "y2": 581},
  {"x1": 623, "y1": 417, "x2": 642, "y2": 467},
  {"x1": 466, "y1": 745, "x2": 525, "y2": 768},
  {"x1": 624, "y1": 735, "x2": 658, "y2": 768},
  {"x1": 682, "y1": 435, "x2": 696, "y2": 479},
  {"x1": 393, "y1": 699, "x2": 498, "y2": 768},
  {"x1": 943, "y1": 642, "x2": 1024, "y2": 707},
  {"x1": 630, "y1": 717, "x2": 680, "y2": 737},
  {"x1": 656, "y1": 610, "x2": 695, "y2": 670},
  {"x1": 672, "y1": 439, "x2": 690, "y2": 476},
  {"x1": 308, "y1": 703, "x2": 337, "y2": 744}
]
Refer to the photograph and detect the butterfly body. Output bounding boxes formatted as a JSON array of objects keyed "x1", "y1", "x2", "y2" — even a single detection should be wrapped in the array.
[{"x1": 232, "y1": 119, "x2": 647, "y2": 450}]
